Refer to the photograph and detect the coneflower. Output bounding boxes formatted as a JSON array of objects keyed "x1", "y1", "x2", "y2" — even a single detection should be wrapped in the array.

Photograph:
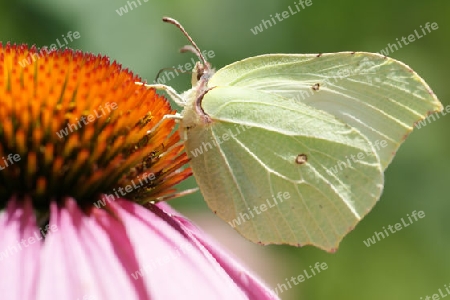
[{"x1": 0, "y1": 44, "x2": 278, "y2": 300}]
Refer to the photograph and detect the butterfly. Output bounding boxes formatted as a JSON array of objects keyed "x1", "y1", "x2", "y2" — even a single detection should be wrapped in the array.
[{"x1": 139, "y1": 17, "x2": 442, "y2": 252}]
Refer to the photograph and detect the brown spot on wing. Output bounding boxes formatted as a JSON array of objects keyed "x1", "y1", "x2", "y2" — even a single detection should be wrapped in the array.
[
  {"x1": 295, "y1": 154, "x2": 307, "y2": 164},
  {"x1": 312, "y1": 83, "x2": 320, "y2": 91}
]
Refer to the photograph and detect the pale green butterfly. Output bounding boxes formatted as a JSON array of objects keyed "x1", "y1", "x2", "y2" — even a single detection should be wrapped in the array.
[{"x1": 139, "y1": 17, "x2": 442, "y2": 252}]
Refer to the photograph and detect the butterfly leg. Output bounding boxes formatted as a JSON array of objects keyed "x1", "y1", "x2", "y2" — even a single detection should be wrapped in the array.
[
  {"x1": 135, "y1": 82, "x2": 186, "y2": 107},
  {"x1": 147, "y1": 113, "x2": 183, "y2": 135}
]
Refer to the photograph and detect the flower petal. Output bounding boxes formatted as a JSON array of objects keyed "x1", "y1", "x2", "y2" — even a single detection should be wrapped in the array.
[
  {"x1": 112, "y1": 200, "x2": 277, "y2": 299},
  {"x1": 37, "y1": 199, "x2": 145, "y2": 300},
  {"x1": 158, "y1": 202, "x2": 279, "y2": 300},
  {"x1": 0, "y1": 198, "x2": 41, "y2": 300},
  {"x1": 1, "y1": 198, "x2": 278, "y2": 300}
]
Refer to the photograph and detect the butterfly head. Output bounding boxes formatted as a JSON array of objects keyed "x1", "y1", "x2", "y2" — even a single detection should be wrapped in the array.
[
  {"x1": 192, "y1": 61, "x2": 214, "y2": 87},
  {"x1": 162, "y1": 17, "x2": 214, "y2": 88}
]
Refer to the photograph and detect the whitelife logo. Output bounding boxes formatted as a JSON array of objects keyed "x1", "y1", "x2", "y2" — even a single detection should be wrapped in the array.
[
  {"x1": 420, "y1": 282, "x2": 450, "y2": 300},
  {"x1": 0, "y1": 224, "x2": 58, "y2": 262},
  {"x1": 56, "y1": 102, "x2": 118, "y2": 139},
  {"x1": 363, "y1": 210, "x2": 425, "y2": 247},
  {"x1": 378, "y1": 22, "x2": 439, "y2": 57},
  {"x1": 0, "y1": 153, "x2": 20, "y2": 171},
  {"x1": 93, "y1": 172, "x2": 156, "y2": 209},
  {"x1": 250, "y1": 0, "x2": 313, "y2": 35},
  {"x1": 228, "y1": 192, "x2": 291, "y2": 228},
  {"x1": 153, "y1": 50, "x2": 215, "y2": 85},
  {"x1": 115, "y1": 0, "x2": 149, "y2": 16},
  {"x1": 273, "y1": 262, "x2": 328, "y2": 295},
  {"x1": 329, "y1": 140, "x2": 388, "y2": 174},
  {"x1": 189, "y1": 124, "x2": 251, "y2": 158},
  {"x1": 415, "y1": 104, "x2": 450, "y2": 129},
  {"x1": 18, "y1": 31, "x2": 81, "y2": 68}
]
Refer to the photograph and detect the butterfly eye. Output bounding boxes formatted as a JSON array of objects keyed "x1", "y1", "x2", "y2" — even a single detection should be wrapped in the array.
[{"x1": 191, "y1": 62, "x2": 204, "y2": 85}]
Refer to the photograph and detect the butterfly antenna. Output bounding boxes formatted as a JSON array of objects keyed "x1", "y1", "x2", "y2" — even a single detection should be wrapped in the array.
[{"x1": 162, "y1": 17, "x2": 209, "y2": 68}]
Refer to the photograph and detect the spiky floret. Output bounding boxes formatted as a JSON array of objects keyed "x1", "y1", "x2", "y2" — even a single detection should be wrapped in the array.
[{"x1": 0, "y1": 43, "x2": 191, "y2": 215}]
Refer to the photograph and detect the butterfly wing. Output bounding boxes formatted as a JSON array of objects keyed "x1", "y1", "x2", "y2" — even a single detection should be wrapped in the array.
[
  {"x1": 207, "y1": 52, "x2": 442, "y2": 169},
  {"x1": 183, "y1": 86, "x2": 383, "y2": 251}
]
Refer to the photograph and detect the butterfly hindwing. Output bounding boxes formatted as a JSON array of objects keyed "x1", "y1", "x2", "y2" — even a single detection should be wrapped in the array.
[{"x1": 184, "y1": 86, "x2": 383, "y2": 251}]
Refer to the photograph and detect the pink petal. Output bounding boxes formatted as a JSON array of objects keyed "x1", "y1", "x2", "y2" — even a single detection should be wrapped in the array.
[
  {"x1": 158, "y1": 202, "x2": 279, "y2": 300},
  {"x1": 1, "y1": 198, "x2": 279, "y2": 300},
  {"x1": 0, "y1": 198, "x2": 41, "y2": 300},
  {"x1": 37, "y1": 199, "x2": 145, "y2": 300},
  {"x1": 113, "y1": 199, "x2": 253, "y2": 299}
]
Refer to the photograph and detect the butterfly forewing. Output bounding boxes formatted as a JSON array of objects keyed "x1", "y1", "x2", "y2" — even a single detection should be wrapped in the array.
[{"x1": 207, "y1": 52, "x2": 442, "y2": 169}]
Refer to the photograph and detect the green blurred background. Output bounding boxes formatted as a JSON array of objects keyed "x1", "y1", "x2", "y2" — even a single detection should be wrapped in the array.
[{"x1": 2, "y1": 0, "x2": 448, "y2": 299}]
